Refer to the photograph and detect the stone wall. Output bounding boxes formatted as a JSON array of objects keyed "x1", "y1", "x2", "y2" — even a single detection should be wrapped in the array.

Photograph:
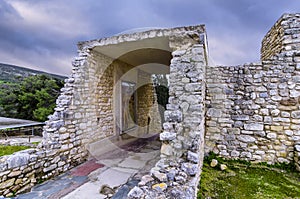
[
  {"x1": 0, "y1": 51, "x2": 90, "y2": 197},
  {"x1": 1, "y1": 12, "x2": 300, "y2": 198},
  {"x1": 205, "y1": 14, "x2": 300, "y2": 170},
  {"x1": 261, "y1": 13, "x2": 300, "y2": 61},
  {"x1": 129, "y1": 31, "x2": 208, "y2": 198},
  {"x1": 206, "y1": 14, "x2": 300, "y2": 167}
]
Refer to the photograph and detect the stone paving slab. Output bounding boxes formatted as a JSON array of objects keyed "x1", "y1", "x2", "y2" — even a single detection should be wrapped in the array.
[
  {"x1": 63, "y1": 138, "x2": 161, "y2": 198},
  {"x1": 61, "y1": 181, "x2": 106, "y2": 199},
  {"x1": 13, "y1": 160, "x2": 104, "y2": 199}
]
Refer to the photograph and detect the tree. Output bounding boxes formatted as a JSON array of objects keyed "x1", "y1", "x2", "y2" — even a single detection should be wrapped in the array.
[
  {"x1": 0, "y1": 75, "x2": 64, "y2": 121},
  {"x1": 0, "y1": 82, "x2": 19, "y2": 118}
]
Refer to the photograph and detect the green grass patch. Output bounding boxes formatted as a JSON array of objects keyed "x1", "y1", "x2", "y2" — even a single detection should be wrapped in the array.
[
  {"x1": 0, "y1": 145, "x2": 31, "y2": 157},
  {"x1": 198, "y1": 155, "x2": 300, "y2": 199}
]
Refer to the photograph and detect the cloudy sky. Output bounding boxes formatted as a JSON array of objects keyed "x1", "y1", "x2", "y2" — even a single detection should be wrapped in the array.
[{"x1": 0, "y1": 0, "x2": 299, "y2": 75}]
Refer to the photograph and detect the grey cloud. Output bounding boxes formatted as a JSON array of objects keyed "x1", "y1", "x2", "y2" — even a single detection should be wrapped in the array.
[{"x1": 0, "y1": 0, "x2": 299, "y2": 75}]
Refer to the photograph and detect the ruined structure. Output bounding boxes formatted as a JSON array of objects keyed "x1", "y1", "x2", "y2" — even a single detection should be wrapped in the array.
[{"x1": 0, "y1": 13, "x2": 299, "y2": 198}]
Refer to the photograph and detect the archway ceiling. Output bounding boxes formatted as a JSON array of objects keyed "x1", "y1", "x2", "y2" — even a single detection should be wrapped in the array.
[{"x1": 94, "y1": 37, "x2": 171, "y2": 74}]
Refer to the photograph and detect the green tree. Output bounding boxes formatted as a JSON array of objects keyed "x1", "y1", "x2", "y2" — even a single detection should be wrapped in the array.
[
  {"x1": 17, "y1": 75, "x2": 63, "y2": 121},
  {"x1": 0, "y1": 82, "x2": 19, "y2": 118},
  {"x1": 0, "y1": 75, "x2": 64, "y2": 121}
]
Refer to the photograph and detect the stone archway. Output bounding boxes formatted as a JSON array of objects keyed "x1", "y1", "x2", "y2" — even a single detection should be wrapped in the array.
[{"x1": 41, "y1": 25, "x2": 208, "y2": 198}]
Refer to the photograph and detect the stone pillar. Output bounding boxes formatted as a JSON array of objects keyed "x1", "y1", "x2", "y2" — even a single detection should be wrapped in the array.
[{"x1": 144, "y1": 33, "x2": 207, "y2": 198}]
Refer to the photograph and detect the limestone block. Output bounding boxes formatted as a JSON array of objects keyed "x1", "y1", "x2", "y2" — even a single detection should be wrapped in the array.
[
  {"x1": 231, "y1": 115, "x2": 249, "y2": 121},
  {"x1": 187, "y1": 151, "x2": 199, "y2": 163},
  {"x1": 180, "y1": 102, "x2": 189, "y2": 113},
  {"x1": 185, "y1": 83, "x2": 202, "y2": 92},
  {"x1": 267, "y1": 133, "x2": 277, "y2": 139},
  {"x1": 252, "y1": 155, "x2": 262, "y2": 160},
  {"x1": 152, "y1": 171, "x2": 167, "y2": 182},
  {"x1": 0, "y1": 178, "x2": 15, "y2": 189},
  {"x1": 7, "y1": 153, "x2": 30, "y2": 169},
  {"x1": 161, "y1": 144, "x2": 173, "y2": 156},
  {"x1": 240, "y1": 152, "x2": 252, "y2": 158},
  {"x1": 292, "y1": 110, "x2": 300, "y2": 119},
  {"x1": 43, "y1": 164, "x2": 57, "y2": 173},
  {"x1": 160, "y1": 132, "x2": 176, "y2": 141},
  {"x1": 220, "y1": 164, "x2": 227, "y2": 171},
  {"x1": 164, "y1": 110, "x2": 183, "y2": 122},
  {"x1": 271, "y1": 109, "x2": 280, "y2": 116},
  {"x1": 270, "y1": 126, "x2": 284, "y2": 132},
  {"x1": 128, "y1": 186, "x2": 144, "y2": 198},
  {"x1": 278, "y1": 158, "x2": 289, "y2": 164},
  {"x1": 237, "y1": 135, "x2": 256, "y2": 143},
  {"x1": 210, "y1": 159, "x2": 218, "y2": 167},
  {"x1": 230, "y1": 150, "x2": 240, "y2": 157},
  {"x1": 293, "y1": 136, "x2": 300, "y2": 141},
  {"x1": 206, "y1": 108, "x2": 222, "y2": 118},
  {"x1": 244, "y1": 123, "x2": 264, "y2": 131},
  {"x1": 260, "y1": 109, "x2": 269, "y2": 116},
  {"x1": 255, "y1": 150, "x2": 265, "y2": 155},
  {"x1": 290, "y1": 90, "x2": 300, "y2": 97},
  {"x1": 138, "y1": 175, "x2": 154, "y2": 186},
  {"x1": 254, "y1": 131, "x2": 266, "y2": 137},
  {"x1": 152, "y1": 183, "x2": 168, "y2": 192},
  {"x1": 181, "y1": 162, "x2": 198, "y2": 176},
  {"x1": 172, "y1": 50, "x2": 186, "y2": 57},
  {"x1": 8, "y1": 170, "x2": 21, "y2": 178}
]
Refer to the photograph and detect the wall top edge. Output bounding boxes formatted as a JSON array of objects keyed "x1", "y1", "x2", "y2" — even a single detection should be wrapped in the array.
[{"x1": 77, "y1": 24, "x2": 206, "y2": 51}]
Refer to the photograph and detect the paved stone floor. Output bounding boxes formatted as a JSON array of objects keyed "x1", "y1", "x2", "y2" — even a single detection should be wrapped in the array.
[{"x1": 12, "y1": 136, "x2": 161, "y2": 199}]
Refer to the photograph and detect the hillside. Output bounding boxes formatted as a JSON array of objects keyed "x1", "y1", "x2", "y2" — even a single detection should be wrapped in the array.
[{"x1": 0, "y1": 63, "x2": 66, "y2": 83}]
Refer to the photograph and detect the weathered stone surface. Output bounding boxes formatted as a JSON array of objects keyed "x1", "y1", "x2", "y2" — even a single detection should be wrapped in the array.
[
  {"x1": 244, "y1": 123, "x2": 264, "y2": 131},
  {"x1": 185, "y1": 83, "x2": 202, "y2": 92},
  {"x1": 292, "y1": 111, "x2": 300, "y2": 119},
  {"x1": 160, "y1": 144, "x2": 173, "y2": 156},
  {"x1": 187, "y1": 151, "x2": 199, "y2": 163},
  {"x1": 7, "y1": 153, "x2": 30, "y2": 169},
  {"x1": 207, "y1": 108, "x2": 222, "y2": 118},
  {"x1": 164, "y1": 110, "x2": 183, "y2": 122},
  {"x1": 237, "y1": 135, "x2": 256, "y2": 143},
  {"x1": 138, "y1": 175, "x2": 154, "y2": 186},
  {"x1": 210, "y1": 159, "x2": 218, "y2": 167},
  {"x1": 128, "y1": 186, "x2": 144, "y2": 199},
  {"x1": 220, "y1": 164, "x2": 227, "y2": 171},
  {"x1": 231, "y1": 115, "x2": 249, "y2": 121},
  {"x1": 0, "y1": 178, "x2": 15, "y2": 189},
  {"x1": 152, "y1": 172, "x2": 168, "y2": 182},
  {"x1": 152, "y1": 183, "x2": 168, "y2": 192},
  {"x1": 160, "y1": 132, "x2": 176, "y2": 141},
  {"x1": 8, "y1": 170, "x2": 22, "y2": 177},
  {"x1": 181, "y1": 162, "x2": 198, "y2": 176}
]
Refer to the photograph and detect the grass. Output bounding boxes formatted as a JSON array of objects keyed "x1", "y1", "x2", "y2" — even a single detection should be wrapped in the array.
[
  {"x1": 0, "y1": 145, "x2": 31, "y2": 157},
  {"x1": 198, "y1": 154, "x2": 300, "y2": 199}
]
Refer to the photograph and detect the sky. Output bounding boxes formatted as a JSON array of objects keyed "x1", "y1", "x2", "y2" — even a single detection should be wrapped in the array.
[{"x1": 0, "y1": 0, "x2": 299, "y2": 76}]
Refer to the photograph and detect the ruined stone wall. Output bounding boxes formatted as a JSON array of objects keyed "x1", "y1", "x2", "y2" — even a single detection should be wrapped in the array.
[
  {"x1": 129, "y1": 32, "x2": 207, "y2": 198},
  {"x1": 0, "y1": 52, "x2": 90, "y2": 197},
  {"x1": 261, "y1": 13, "x2": 300, "y2": 61},
  {"x1": 206, "y1": 13, "x2": 300, "y2": 169},
  {"x1": 206, "y1": 52, "x2": 300, "y2": 166}
]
